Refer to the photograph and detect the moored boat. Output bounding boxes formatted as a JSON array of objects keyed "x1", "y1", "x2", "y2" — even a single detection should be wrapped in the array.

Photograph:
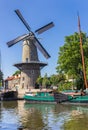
[
  {"x1": 65, "y1": 94, "x2": 88, "y2": 105},
  {"x1": 59, "y1": 89, "x2": 88, "y2": 105},
  {"x1": 24, "y1": 89, "x2": 56, "y2": 104}
]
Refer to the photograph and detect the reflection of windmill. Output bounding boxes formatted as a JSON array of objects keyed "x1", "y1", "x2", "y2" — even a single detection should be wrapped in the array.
[{"x1": 7, "y1": 9, "x2": 54, "y2": 88}]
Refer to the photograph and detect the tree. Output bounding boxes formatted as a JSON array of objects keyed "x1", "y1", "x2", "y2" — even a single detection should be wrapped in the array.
[
  {"x1": 56, "y1": 32, "x2": 88, "y2": 89},
  {"x1": 50, "y1": 74, "x2": 66, "y2": 86},
  {"x1": 36, "y1": 75, "x2": 43, "y2": 88},
  {"x1": 42, "y1": 73, "x2": 50, "y2": 88},
  {"x1": 0, "y1": 70, "x2": 3, "y2": 86},
  {"x1": 13, "y1": 70, "x2": 21, "y2": 76}
]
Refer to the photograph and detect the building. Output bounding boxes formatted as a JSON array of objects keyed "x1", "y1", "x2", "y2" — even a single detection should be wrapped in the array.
[{"x1": 4, "y1": 74, "x2": 21, "y2": 90}]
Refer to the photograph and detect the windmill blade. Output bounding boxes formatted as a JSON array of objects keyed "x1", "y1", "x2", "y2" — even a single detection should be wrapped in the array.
[
  {"x1": 15, "y1": 9, "x2": 31, "y2": 32},
  {"x1": 35, "y1": 22, "x2": 54, "y2": 34},
  {"x1": 34, "y1": 37, "x2": 50, "y2": 59},
  {"x1": 7, "y1": 34, "x2": 29, "y2": 47}
]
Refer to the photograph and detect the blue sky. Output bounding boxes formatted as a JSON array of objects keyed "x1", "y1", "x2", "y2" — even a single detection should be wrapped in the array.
[{"x1": 0, "y1": 0, "x2": 88, "y2": 79}]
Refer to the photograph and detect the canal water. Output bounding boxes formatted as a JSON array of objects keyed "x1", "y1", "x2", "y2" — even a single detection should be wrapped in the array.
[{"x1": 0, "y1": 101, "x2": 88, "y2": 130}]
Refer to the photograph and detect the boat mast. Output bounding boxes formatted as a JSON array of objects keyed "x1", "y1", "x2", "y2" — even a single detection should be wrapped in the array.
[{"x1": 78, "y1": 14, "x2": 88, "y2": 88}]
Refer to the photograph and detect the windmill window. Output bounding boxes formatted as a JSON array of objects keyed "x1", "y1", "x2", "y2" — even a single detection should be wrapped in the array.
[
  {"x1": 31, "y1": 70, "x2": 34, "y2": 74},
  {"x1": 26, "y1": 85, "x2": 28, "y2": 89},
  {"x1": 26, "y1": 58, "x2": 28, "y2": 63},
  {"x1": 30, "y1": 52, "x2": 32, "y2": 55},
  {"x1": 22, "y1": 77, "x2": 25, "y2": 81},
  {"x1": 22, "y1": 83, "x2": 24, "y2": 88}
]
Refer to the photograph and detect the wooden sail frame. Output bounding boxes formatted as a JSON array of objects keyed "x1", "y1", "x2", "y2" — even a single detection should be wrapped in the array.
[{"x1": 78, "y1": 14, "x2": 88, "y2": 88}]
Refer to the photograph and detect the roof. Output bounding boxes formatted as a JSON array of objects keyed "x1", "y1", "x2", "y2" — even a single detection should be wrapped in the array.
[{"x1": 5, "y1": 75, "x2": 21, "y2": 81}]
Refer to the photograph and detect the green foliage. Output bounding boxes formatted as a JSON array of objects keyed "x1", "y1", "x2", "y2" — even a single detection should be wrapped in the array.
[
  {"x1": 0, "y1": 70, "x2": 3, "y2": 80},
  {"x1": 75, "y1": 76, "x2": 84, "y2": 90},
  {"x1": 36, "y1": 75, "x2": 43, "y2": 86},
  {"x1": 50, "y1": 74, "x2": 66, "y2": 86},
  {"x1": 42, "y1": 73, "x2": 51, "y2": 88},
  {"x1": 58, "y1": 81, "x2": 73, "y2": 91},
  {"x1": 13, "y1": 70, "x2": 21, "y2": 76},
  {"x1": 36, "y1": 73, "x2": 66, "y2": 89},
  {"x1": 0, "y1": 70, "x2": 3, "y2": 86},
  {"x1": 56, "y1": 32, "x2": 88, "y2": 89}
]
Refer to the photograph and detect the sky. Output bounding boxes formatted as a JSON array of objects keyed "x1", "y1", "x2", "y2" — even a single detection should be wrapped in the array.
[{"x1": 0, "y1": 0, "x2": 88, "y2": 79}]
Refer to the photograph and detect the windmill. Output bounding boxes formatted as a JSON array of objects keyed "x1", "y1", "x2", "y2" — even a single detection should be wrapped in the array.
[{"x1": 7, "y1": 9, "x2": 54, "y2": 89}]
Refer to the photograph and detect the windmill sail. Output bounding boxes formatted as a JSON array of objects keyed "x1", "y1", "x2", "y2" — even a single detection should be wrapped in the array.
[
  {"x1": 35, "y1": 22, "x2": 54, "y2": 34},
  {"x1": 15, "y1": 9, "x2": 31, "y2": 31},
  {"x1": 7, "y1": 9, "x2": 54, "y2": 59},
  {"x1": 34, "y1": 37, "x2": 50, "y2": 59},
  {"x1": 7, "y1": 34, "x2": 29, "y2": 47}
]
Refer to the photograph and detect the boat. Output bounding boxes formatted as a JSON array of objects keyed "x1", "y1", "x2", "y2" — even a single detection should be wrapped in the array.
[
  {"x1": 68, "y1": 95, "x2": 88, "y2": 104},
  {"x1": 65, "y1": 92, "x2": 88, "y2": 105},
  {"x1": 58, "y1": 89, "x2": 88, "y2": 105},
  {"x1": 24, "y1": 89, "x2": 56, "y2": 104},
  {"x1": 0, "y1": 90, "x2": 18, "y2": 101}
]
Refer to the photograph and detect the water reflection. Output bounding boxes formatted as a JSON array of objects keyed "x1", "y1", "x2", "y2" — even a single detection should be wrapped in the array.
[
  {"x1": 23, "y1": 103, "x2": 73, "y2": 130},
  {"x1": 0, "y1": 101, "x2": 19, "y2": 130},
  {"x1": 0, "y1": 101, "x2": 88, "y2": 130},
  {"x1": 61, "y1": 105, "x2": 88, "y2": 130},
  {"x1": 23, "y1": 103, "x2": 56, "y2": 130}
]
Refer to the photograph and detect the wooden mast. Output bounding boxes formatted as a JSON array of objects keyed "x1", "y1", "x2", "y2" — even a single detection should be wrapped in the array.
[{"x1": 78, "y1": 14, "x2": 88, "y2": 88}]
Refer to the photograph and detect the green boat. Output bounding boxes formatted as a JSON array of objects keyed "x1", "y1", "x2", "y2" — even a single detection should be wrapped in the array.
[
  {"x1": 24, "y1": 89, "x2": 56, "y2": 104},
  {"x1": 59, "y1": 90, "x2": 88, "y2": 105},
  {"x1": 66, "y1": 94, "x2": 88, "y2": 105}
]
